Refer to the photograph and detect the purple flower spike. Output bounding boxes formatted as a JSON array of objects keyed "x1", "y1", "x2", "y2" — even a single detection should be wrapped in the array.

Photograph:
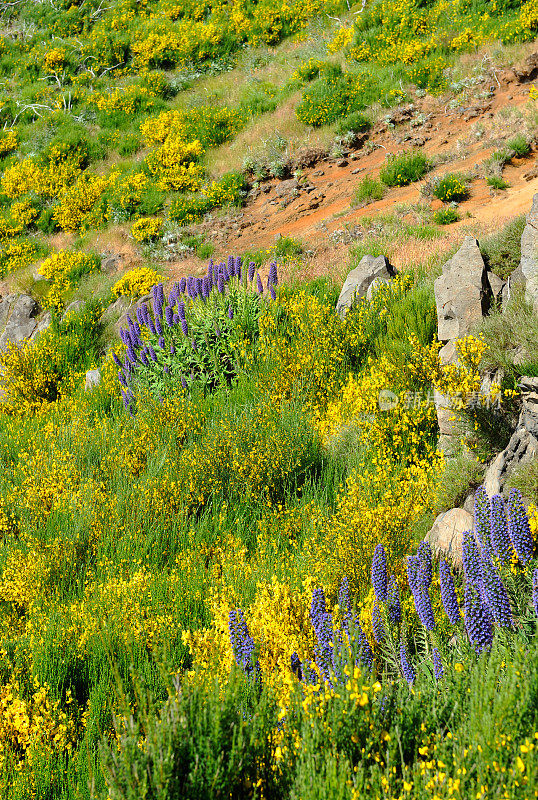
[
  {"x1": 118, "y1": 370, "x2": 127, "y2": 387},
  {"x1": 147, "y1": 316, "x2": 156, "y2": 336},
  {"x1": 112, "y1": 352, "x2": 122, "y2": 369},
  {"x1": 248, "y1": 261, "x2": 256, "y2": 282},
  {"x1": 148, "y1": 345, "x2": 157, "y2": 362},
  {"x1": 387, "y1": 575, "x2": 401, "y2": 624},
  {"x1": 177, "y1": 301, "x2": 185, "y2": 320},
  {"x1": 474, "y1": 487, "x2": 492, "y2": 557},
  {"x1": 268, "y1": 260, "x2": 278, "y2": 286},
  {"x1": 217, "y1": 275, "x2": 224, "y2": 293},
  {"x1": 269, "y1": 283, "x2": 276, "y2": 300},
  {"x1": 417, "y1": 541, "x2": 433, "y2": 587},
  {"x1": 228, "y1": 608, "x2": 260, "y2": 679},
  {"x1": 407, "y1": 555, "x2": 435, "y2": 631},
  {"x1": 136, "y1": 307, "x2": 145, "y2": 325},
  {"x1": 439, "y1": 558, "x2": 461, "y2": 625},
  {"x1": 173, "y1": 314, "x2": 179, "y2": 325},
  {"x1": 400, "y1": 641, "x2": 415, "y2": 686},
  {"x1": 462, "y1": 530, "x2": 482, "y2": 589},
  {"x1": 126, "y1": 344, "x2": 137, "y2": 364},
  {"x1": 179, "y1": 277, "x2": 186, "y2": 293},
  {"x1": 490, "y1": 495, "x2": 513, "y2": 564},
  {"x1": 155, "y1": 317, "x2": 163, "y2": 336},
  {"x1": 170, "y1": 341, "x2": 175, "y2": 356},
  {"x1": 181, "y1": 320, "x2": 189, "y2": 337},
  {"x1": 165, "y1": 306, "x2": 174, "y2": 327},
  {"x1": 464, "y1": 584, "x2": 493, "y2": 653},
  {"x1": 356, "y1": 623, "x2": 374, "y2": 671},
  {"x1": 228, "y1": 305, "x2": 234, "y2": 320},
  {"x1": 223, "y1": 265, "x2": 229, "y2": 282},
  {"x1": 140, "y1": 351, "x2": 149, "y2": 367},
  {"x1": 158, "y1": 336, "x2": 165, "y2": 349},
  {"x1": 507, "y1": 488, "x2": 534, "y2": 564},
  {"x1": 371, "y1": 544, "x2": 388, "y2": 602},
  {"x1": 256, "y1": 273, "x2": 263, "y2": 294},
  {"x1": 533, "y1": 569, "x2": 538, "y2": 617},
  {"x1": 202, "y1": 277, "x2": 210, "y2": 299},
  {"x1": 432, "y1": 648, "x2": 443, "y2": 681},
  {"x1": 310, "y1": 587, "x2": 335, "y2": 680},
  {"x1": 480, "y1": 555, "x2": 513, "y2": 628},
  {"x1": 371, "y1": 605, "x2": 386, "y2": 644}
]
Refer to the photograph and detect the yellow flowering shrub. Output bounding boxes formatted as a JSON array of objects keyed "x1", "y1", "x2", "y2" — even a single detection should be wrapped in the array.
[
  {"x1": 0, "y1": 129, "x2": 17, "y2": 158},
  {"x1": 326, "y1": 26, "x2": 353, "y2": 54},
  {"x1": 38, "y1": 250, "x2": 100, "y2": 310},
  {"x1": 0, "y1": 240, "x2": 40, "y2": 278},
  {"x1": 144, "y1": 138, "x2": 204, "y2": 192},
  {"x1": 43, "y1": 47, "x2": 67, "y2": 71},
  {"x1": 0, "y1": 679, "x2": 74, "y2": 771},
  {"x1": 53, "y1": 172, "x2": 111, "y2": 231},
  {"x1": 112, "y1": 267, "x2": 165, "y2": 298},
  {"x1": 1, "y1": 157, "x2": 80, "y2": 200},
  {"x1": 131, "y1": 216, "x2": 163, "y2": 243}
]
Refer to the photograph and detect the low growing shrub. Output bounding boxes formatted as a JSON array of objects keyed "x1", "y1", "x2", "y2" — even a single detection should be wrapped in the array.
[
  {"x1": 433, "y1": 173, "x2": 469, "y2": 202},
  {"x1": 352, "y1": 175, "x2": 385, "y2": 205},
  {"x1": 433, "y1": 208, "x2": 459, "y2": 224},
  {"x1": 379, "y1": 151, "x2": 429, "y2": 187}
]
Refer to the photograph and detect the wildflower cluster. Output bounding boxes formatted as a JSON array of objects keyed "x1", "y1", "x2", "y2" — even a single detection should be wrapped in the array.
[{"x1": 113, "y1": 267, "x2": 166, "y2": 298}]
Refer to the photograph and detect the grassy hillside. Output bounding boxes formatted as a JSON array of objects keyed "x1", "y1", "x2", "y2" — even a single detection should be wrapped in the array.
[{"x1": 0, "y1": 1, "x2": 538, "y2": 798}]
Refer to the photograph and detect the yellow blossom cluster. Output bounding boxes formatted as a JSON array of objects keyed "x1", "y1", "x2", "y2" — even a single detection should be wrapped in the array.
[
  {"x1": 38, "y1": 250, "x2": 100, "y2": 310},
  {"x1": 131, "y1": 216, "x2": 163, "y2": 243},
  {"x1": 0, "y1": 129, "x2": 17, "y2": 158},
  {"x1": 112, "y1": 266, "x2": 165, "y2": 298}
]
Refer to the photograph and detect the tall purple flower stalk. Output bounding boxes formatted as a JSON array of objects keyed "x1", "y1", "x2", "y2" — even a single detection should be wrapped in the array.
[
  {"x1": 407, "y1": 555, "x2": 435, "y2": 631},
  {"x1": 474, "y1": 487, "x2": 492, "y2": 557},
  {"x1": 371, "y1": 544, "x2": 388, "y2": 602},
  {"x1": 507, "y1": 488, "x2": 534, "y2": 564},
  {"x1": 439, "y1": 558, "x2": 461, "y2": 625},
  {"x1": 387, "y1": 575, "x2": 401, "y2": 624},
  {"x1": 464, "y1": 584, "x2": 493, "y2": 654},
  {"x1": 533, "y1": 569, "x2": 538, "y2": 618},
  {"x1": 462, "y1": 530, "x2": 482, "y2": 589},
  {"x1": 480, "y1": 555, "x2": 512, "y2": 628},
  {"x1": 417, "y1": 541, "x2": 432, "y2": 587},
  {"x1": 432, "y1": 648, "x2": 443, "y2": 681},
  {"x1": 310, "y1": 587, "x2": 335, "y2": 681},
  {"x1": 490, "y1": 494, "x2": 514, "y2": 564},
  {"x1": 400, "y1": 641, "x2": 415, "y2": 686},
  {"x1": 371, "y1": 605, "x2": 386, "y2": 644},
  {"x1": 228, "y1": 608, "x2": 260, "y2": 679}
]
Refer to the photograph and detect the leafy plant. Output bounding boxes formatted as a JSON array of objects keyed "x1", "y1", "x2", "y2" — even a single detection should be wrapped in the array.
[
  {"x1": 433, "y1": 208, "x2": 459, "y2": 224},
  {"x1": 379, "y1": 151, "x2": 430, "y2": 187},
  {"x1": 432, "y1": 173, "x2": 469, "y2": 202},
  {"x1": 352, "y1": 175, "x2": 386, "y2": 205}
]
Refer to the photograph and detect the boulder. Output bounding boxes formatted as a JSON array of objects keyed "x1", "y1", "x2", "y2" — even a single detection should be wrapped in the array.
[
  {"x1": 0, "y1": 294, "x2": 40, "y2": 350},
  {"x1": 519, "y1": 193, "x2": 538, "y2": 311},
  {"x1": 100, "y1": 252, "x2": 122, "y2": 274},
  {"x1": 100, "y1": 295, "x2": 135, "y2": 326},
  {"x1": 483, "y1": 427, "x2": 538, "y2": 496},
  {"x1": 29, "y1": 311, "x2": 53, "y2": 341},
  {"x1": 61, "y1": 299, "x2": 86, "y2": 322},
  {"x1": 434, "y1": 236, "x2": 491, "y2": 343},
  {"x1": 336, "y1": 255, "x2": 397, "y2": 318},
  {"x1": 425, "y1": 507, "x2": 474, "y2": 568}
]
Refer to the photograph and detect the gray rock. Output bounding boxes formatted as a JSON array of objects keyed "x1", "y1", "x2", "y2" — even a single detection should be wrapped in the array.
[
  {"x1": 29, "y1": 311, "x2": 53, "y2": 341},
  {"x1": 520, "y1": 193, "x2": 538, "y2": 311},
  {"x1": 100, "y1": 296, "x2": 134, "y2": 325},
  {"x1": 425, "y1": 507, "x2": 475, "y2": 568},
  {"x1": 483, "y1": 426, "x2": 538, "y2": 496},
  {"x1": 519, "y1": 375, "x2": 538, "y2": 437},
  {"x1": 84, "y1": 369, "x2": 101, "y2": 391},
  {"x1": 336, "y1": 255, "x2": 397, "y2": 318},
  {"x1": 488, "y1": 272, "x2": 505, "y2": 306},
  {"x1": 274, "y1": 179, "x2": 298, "y2": 198},
  {"x1": 434, "y1": 236, "x2": 491, "y2": 343},
  {"x1": 100, "y1": 252, "x2": 121, "y2": 274},
  {"x1": 0, "y1": 294, "x2": 39, "y2": 350},
  {"x1": 61, "y1": 299, "x2": 86, "y2": 322}
]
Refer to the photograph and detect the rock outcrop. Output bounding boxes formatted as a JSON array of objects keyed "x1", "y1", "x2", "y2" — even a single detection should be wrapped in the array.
[
  {"x1": 425, "y1": 507, "x2": 474, "y2": 568},
  {"x1": 336, "y1": 255, "x2": 397, "y2": 318},
  {"x1": 0, "y1": 294, "x2": 40, "y2": 351},
  {"x1": 483, "y1": 376, "x2": 538, "y2": 496},
  {"x1": 519, "y1": 193, "x2": 538, "y2": 312}
]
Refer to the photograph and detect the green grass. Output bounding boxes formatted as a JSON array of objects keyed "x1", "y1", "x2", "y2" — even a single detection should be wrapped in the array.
[
  {"x1": 379, "y1": 152, "x2": 430, "y2": 187},
  {"x1": 352, "y1": 175, "x2": 386, "y2": 205}
]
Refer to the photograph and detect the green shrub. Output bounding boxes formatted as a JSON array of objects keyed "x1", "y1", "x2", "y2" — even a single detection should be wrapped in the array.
[
  {"x1": 480, "y1": 214, "x2": 525, "y2": 279},
  {"x1": 379, "y1": 151, "x2": 430, "y2": 187},
  {"x1": 506, "y1": 134, "x2": 531, "y2": 158},
  {"x1": 487, "y1": 175, "x2": 510, "y2": 190},
  {"x1": 296, "y1": 73, "x2": 365, "y2": 127},
  {"x1": 434, "y1": 207, "x2": 459, "y2": 224},
  {"x1": 433, "y1": 173, "x2": 469, "y2": 202},
  {"x1": 118, "y1": 134, "x2": 141, "y2": 157},
  {"x1": 352, "y1": 175, "x2": 385, "y2": 205},
  {"x1": 335, "y1": 111, "x2": 371, "y2": 137},
  {"x1": 169, "y1": 194, "x2": 213, "y2": 225},
  {"x1": 274, "y1": 235, "x2": 303, "y2": 259}
]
